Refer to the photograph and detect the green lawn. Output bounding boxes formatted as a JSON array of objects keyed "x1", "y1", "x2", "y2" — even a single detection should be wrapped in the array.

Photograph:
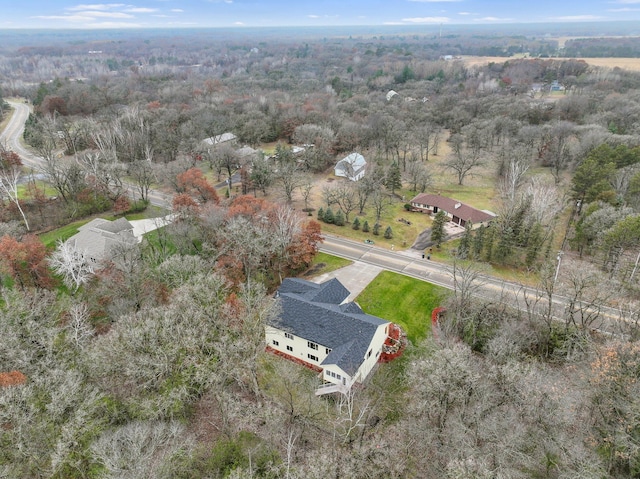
[
  {"x1": 356, "y1": 271, "x2": 449, "y2": 345},
  {"x1": 38, "y1": 219, "x2": 92, "y2": 249},
  {"x1": 302, "y1": 252, "x2": 352, "y2": 278},
  {"x1": 319, "y1": 199, "x2": 433, "y2": 249}
]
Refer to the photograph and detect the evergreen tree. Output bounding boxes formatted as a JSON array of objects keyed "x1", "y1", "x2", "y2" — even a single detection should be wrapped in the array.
[
  {"x1": 352, "y1": 217, "x2": 361, "y2": 230},
  {"x1": 483, "y1": 225, "x2": 496, "y2": 262},
  {"x1": 323, "y1": 207, "x2": 335, "y2": 224},
  {"x1": 384, "y1": 226, "x2": 393, "y2": 239},
  {"x1": 385, "y1": 162, "x2": 402, "y2": 194},
  {"x1": 362, "y1": 220, "x2": 370, "y2": 233},
  {"x1": 472, "y1": 224, "x2": 485, "y2": 259},
  {"x1": 317, "y1": 207, "x2": 324, "y2": 222},
  {"x1": 457, "y1": 221, "x2": 473, "y2": 259},
  {"x1": 544, "y1": 232, "x2": 554, "y2": 262},
  {"x1": 373, "y1": 222, "x2": 381, "y2": 236},
  {"x1": 525, "y1": 222, "x2": 544, "y2": 268},
  {"x1": 334, "y1": 209, "x2": 345, "y2": 226},
  {"x1": 431, "y1": 210, "x2": 447, "y2": 246},
  {"x1": 494, "y1": 225, "x2": 515, "y2": 264}
]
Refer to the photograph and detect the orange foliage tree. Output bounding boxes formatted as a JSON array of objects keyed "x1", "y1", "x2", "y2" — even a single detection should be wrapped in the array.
[
  {"x1": 176, "y1": 168, "x2": 219, "y2": 204},
  {"x1": 219, "y1": 195, "x2": 323, "y2": 287},
  {"x1": 0, "y1": 235, "x2": 52, "y2": 289},
  {"x1": 172, "y1": 193, "x2": 201, "y2": 219},
  {"x1": 226, "y1": 195, "x2": 270, "y2": 219},
  {"x1": 286, "y1": 220, "x2": 323, "y2": 271}
]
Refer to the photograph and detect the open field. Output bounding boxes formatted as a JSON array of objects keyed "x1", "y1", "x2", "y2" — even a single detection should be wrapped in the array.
[{"x1": 462, "y1": 55, "x2": 640, "y2": 71}]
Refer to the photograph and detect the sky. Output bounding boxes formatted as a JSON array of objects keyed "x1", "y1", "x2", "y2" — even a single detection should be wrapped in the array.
[{"x1": 3, "y1": 0, "x2": 640, "y2": 29}]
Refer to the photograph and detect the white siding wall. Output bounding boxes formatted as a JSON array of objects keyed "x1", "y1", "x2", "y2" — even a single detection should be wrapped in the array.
[
  {"x1": 323, "y1": 365, "x2": 351, "y2": 387},
  {"x1": 265, "y1": 326, "x2": 331, "y2": 366},
  {"x1": 266, "y1": 322, "x2": 390, "y2": 389},
  {"x1": 352, "y1": 322, "x2": 388, "y2": 383}
]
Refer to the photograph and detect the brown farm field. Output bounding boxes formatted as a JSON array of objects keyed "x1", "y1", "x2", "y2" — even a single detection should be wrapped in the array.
[{"x1": 462, "y1": 55, "x2": 640, "y2": 71}]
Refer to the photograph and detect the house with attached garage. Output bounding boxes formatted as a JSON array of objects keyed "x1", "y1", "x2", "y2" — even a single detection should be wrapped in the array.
[
  {"x1": 266, "y1": 277, "x2": 391, "y2": 396},
  {"x1": 409, "y1": 193, "x2": 496, "y2": 227}
]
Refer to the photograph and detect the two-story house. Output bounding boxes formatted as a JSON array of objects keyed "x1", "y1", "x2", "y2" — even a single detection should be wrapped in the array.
[{"x1": 266, "y1": 277, "x2": 390, "y2": 396}]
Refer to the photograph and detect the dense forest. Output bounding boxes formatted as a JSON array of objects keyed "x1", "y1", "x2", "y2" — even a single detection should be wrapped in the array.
[{"x1": 1, "y1": 25, "x2": 640, "y2": 478}]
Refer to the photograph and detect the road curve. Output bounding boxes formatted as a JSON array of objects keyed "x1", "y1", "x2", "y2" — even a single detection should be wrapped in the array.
[{"x1": 1, "y1": 100, "x2": 173, "y2": 209}]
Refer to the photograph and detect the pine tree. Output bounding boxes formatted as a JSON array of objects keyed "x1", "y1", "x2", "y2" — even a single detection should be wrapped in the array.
[
  {"x1": 457, "y1": 221, "x2": 473, "y2": 259},
  {"x1": 472, "y1": 224, "x2": 485, "y2": 259},
  {"x1": 385, "y1": 162, "x2": 402, "y2": 194},
  {"x1": 373, "y1": 222, "x2": 381, "y2": 236},
  {"x1": 384, "y1": 226, "x2": 393, "y2": 239},
  {"x1": 334, "y1": 210, "x2": 345, "y2": 226},
  {"x1": 317, "y1": 207, "x2": 324, "y2": 222},
  {"x1": 431, "y1": 210, "x2": 447, "y2": 247},
  {"x1": 324, "y1": 207, "x2": 335, "y2": 224},
  {"x1": 362, "y1": 220, "x2": 370, "y2": 233},
  {"x1": 525, "y1": 222, "x2": 544, "y2": 268},
  {"x1": 494, "y1": 225, "x2": 515, "y2": 264},
  {"x1": 352, "y1": 217, "x2": 361, "y2": 230},
  {"x1": 484, "y1": 225, "x2": 496, "y2": 262}
]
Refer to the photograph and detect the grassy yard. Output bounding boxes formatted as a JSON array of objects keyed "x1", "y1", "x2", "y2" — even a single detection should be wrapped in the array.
[
  {"x1": 319, "y1": 198, "x2": 433, "y2": 249},
  {"x1": 302, "y1": 252, "x2": 352, "y2": 278},
  {"x1": 356, "y1": 271, "x2": 449, "y2": 346},
  {"x1": 38, "y1": 218, "x2": 92, "y2": 248}
]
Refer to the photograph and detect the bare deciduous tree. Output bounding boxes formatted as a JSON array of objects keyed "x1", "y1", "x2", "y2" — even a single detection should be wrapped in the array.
[
  {"x1": 49, "y1": 239, "x2": 95, "y2": 292},
  {"x1": 445, "y1": 133, "x2": 483, "y2": 186},
  {"x1": 0, "y1": 146, "x2": 29, "y2": 230}
]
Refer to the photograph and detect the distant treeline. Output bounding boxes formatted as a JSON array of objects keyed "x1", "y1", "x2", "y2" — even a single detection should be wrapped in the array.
[{"x1": 563, "y1": 37, "x2": 640, "y2": 58}]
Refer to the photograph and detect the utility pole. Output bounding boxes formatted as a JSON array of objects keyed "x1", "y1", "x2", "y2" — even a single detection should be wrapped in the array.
[{"x1": 554, "y1": 251, "x2": 563, "y2": 286}]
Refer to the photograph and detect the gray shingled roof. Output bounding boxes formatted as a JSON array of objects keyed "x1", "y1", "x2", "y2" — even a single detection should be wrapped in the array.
[
  {"x1": 69, "y1": 218, "x2": 137, "y2": 262},
  {"x1": 273, "y1": 278, "x2": 388, "y2": 375}
]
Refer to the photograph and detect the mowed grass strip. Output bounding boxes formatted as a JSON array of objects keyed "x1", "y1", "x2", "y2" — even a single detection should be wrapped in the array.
[
  {"x1": 303, "y1": 252, "x2": 352, "y2": 278},
  {"x1": 356, "y1": 271, "x2": 449, "y2": 346},
  {"x1": 38, "y1": 219, "x2": 92, "y2": 249}
]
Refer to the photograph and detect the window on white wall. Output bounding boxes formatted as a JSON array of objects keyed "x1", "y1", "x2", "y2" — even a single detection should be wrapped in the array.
[
  {"x1": 307, "y1": 341, "x2": 318, "y2": 350},
  {"x1": 286, "y1": 345, "x2": 293, "y2": 352},
  {"x1": 273, "y1": 340, "x2": 279, "y2": 346},
  {"x1": 285, "y1": 332, "x2": 293, "y2": 339},
  {"x1": 308, "y1": 354, "x2": 318, "y2": 361}
]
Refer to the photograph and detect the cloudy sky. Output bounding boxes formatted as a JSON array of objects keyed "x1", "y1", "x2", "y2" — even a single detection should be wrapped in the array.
[{"x1": 3, "y1": 0, "x2": 640, "y2": 29}]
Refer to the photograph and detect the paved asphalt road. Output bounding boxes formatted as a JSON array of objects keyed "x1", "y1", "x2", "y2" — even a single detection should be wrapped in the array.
[
  {"x1": 319, "y1": 235, "x2": 633, "y2": 336},
  {"x1": 2, "y1": 100, "x2": 634, "y2": 336}
]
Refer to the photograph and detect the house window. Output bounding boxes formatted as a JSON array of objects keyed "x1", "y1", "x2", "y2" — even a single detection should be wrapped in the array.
[
  {"x1": 336, "y1": 374, "x2": 341, "y2": 380},
  {"x1": 286, "y1": 345, "x2": 293, "y2": 352},
  {"x1": 326, "y1": 348, "x2": 332, "y2": 355},
  {"x1": 285, "y1": 332, "x2": 293, "y2": 340},
  {"x1": 272, "y1": 340, "x2": 279, "y2": 346},
  {"x1": 308, "y1": 354, "x2": 318, "y2": 362},
  {"x1": 367, "y1": 349, "x2": 372, "y2": 358},
  {"x1": 307, "y1": 341, "x2": 318, "y2": 350}
]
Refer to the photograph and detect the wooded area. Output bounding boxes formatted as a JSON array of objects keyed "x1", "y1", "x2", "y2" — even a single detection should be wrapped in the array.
[{"x1": 1, "y1": 25, "x2": 640, "y2": 478}]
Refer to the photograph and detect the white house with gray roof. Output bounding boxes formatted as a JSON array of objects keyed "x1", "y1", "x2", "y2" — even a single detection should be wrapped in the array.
[
  {"x1": 335, "y1": 153, "x2": 367, "y2": 182},
  {"x1": 266, "y1": 277, "x2": 390, "y2": 395},
  {"x1": 202, "y1": 132, "x2": 237, "y2": 147},
  {"x1": 67, "y1": 217, "x2": 138, "y2": 264}
]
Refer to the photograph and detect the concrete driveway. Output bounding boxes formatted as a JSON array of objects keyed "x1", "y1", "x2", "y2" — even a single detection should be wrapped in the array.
[
  {"x1": 129, "y1": 215, "x2": 175, "y2": 241},
  {"x1": 311, "y1": 261, "x2": 383, "y2": 303}
]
